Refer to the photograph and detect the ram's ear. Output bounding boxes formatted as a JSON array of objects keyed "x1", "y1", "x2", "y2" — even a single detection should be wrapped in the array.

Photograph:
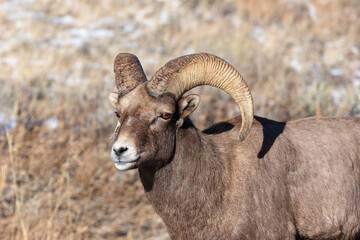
[
  {"x1": 108, "y1": 92, "x2": 119, "y2": 109},
  {"x1": 178, "y1": 94, "x2": 201, "y2": 119}
]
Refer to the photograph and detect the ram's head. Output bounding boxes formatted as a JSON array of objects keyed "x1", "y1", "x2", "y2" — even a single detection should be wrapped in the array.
[{"x1": 108, "y1": 53, "x2": 253, "y2": 171}]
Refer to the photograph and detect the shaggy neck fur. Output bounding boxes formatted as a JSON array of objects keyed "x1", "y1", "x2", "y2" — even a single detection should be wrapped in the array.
[{"x1": 139, "y1": 119, "x2": 233, "y2": 239}]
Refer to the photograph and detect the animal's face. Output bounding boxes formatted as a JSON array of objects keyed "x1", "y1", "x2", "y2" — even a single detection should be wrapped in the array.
[
  {"x1": 108, "y1": 83, "x2": 200, "y2": 171},
  {"x1": 108, "y1": 52, "x2": 253, "y2": 170}
]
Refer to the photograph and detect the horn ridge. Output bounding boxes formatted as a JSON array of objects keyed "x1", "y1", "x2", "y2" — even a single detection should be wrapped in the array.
[
  {"x1": 114, "y1": 53, "x2": 147, "y2": 94},
  {"x1": 147, "y1": 53, "x2": 254, "y2": 141}
]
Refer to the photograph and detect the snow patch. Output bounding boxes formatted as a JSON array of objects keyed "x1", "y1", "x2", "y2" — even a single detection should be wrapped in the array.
[
  {"x1": 351, "y1": 46, "x2": 359, "y2": 55},
  {"x1": 0, "y1": 112, "x2": 17, "y2": 134},
  {"x1": 331, "y1": 87, "x2": 346, "y2": 104},
  {"x1": 69, "y1": 28, "x2": 114, "y2": 38},
  {"x1": 52, "y1": 15, "x2": 75, "y2": 25},
  {"x1": 330, "y1": 68, "x2": 342, "y2": 77},
  {"x1": 355, "y1": 69, "x2": 360, "y2": 78},
  {"x1": 45, "y1": 117, "x2": 59, "y2": 130},
  {"x1": 252, "y1": 26, "x2": 265, "y2": 43},
  {"x1": 353, "y1": 79, "x2": 360, "y2": 88},
  {"x1": 290, "y1": 59, "x2": 302, "y2": 73}
]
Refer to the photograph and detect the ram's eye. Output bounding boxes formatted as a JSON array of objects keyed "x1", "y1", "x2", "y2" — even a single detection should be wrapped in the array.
[
  {"x1": 160, "y1": 112, "x2": 172, "y2": 120},
  {"x1": 114, "y1": 112, "x2": 120, "y2": 119}
]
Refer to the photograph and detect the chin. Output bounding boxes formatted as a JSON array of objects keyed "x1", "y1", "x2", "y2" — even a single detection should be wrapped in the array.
[{"x1": 114, "y1": 161, "x2": 138, "y2": 171}]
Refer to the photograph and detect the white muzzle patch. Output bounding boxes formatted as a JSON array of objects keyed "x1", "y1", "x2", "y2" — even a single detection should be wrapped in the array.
[{"x1": 111, "y1": 138, "x2": 140, "y2": 171}]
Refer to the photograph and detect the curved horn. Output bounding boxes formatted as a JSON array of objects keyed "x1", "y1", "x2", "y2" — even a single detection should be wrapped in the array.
[
  {"x1": 147, "y1": 53, "x2": 253, "y2": 141},
  {"x1": 114, "y1": 53, "x2": 147, "y2": 94}
]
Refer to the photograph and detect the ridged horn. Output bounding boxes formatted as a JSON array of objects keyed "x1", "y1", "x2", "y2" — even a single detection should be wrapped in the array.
[
  {"x1": 114, "y1": 53, "x2": 147, "y2": 94},
  {"x1": 147, "y1": 53, "x2": 253, "y2": 141}
]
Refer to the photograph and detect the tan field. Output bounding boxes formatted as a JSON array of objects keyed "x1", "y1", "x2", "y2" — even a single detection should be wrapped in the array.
[{"x1": 0, "y1": 0, "x2": 359, "y2": 239}]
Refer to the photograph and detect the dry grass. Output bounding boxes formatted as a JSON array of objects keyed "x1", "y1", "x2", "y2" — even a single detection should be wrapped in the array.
[{"x1": 0, "y1": 0, "x2": 359, "y2": 239}]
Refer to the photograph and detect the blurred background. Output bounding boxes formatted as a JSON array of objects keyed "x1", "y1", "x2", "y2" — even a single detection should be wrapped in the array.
[{"x1": 0, "y1": 0, "x2": 359, "y2": 239}]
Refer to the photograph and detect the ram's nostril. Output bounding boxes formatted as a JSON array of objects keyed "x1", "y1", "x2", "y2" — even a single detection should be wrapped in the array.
[
  {"x1": 120, "y1": 147, "x2": 128, "y2": 153},
  {"x1": 113, "y1": 146, "x2": 128, "y2": 156}
]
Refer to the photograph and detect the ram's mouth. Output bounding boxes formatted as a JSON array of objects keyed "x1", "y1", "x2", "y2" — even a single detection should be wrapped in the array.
[
  {"x1": 114, "y1": 161, "x2": 137, "y2": 171},
  {"x1": 113, "y1": 156, "x2": 140, "y2": 171},
  {"x1": 111, "y1": 149, "x2": 140, "y2": 171}
]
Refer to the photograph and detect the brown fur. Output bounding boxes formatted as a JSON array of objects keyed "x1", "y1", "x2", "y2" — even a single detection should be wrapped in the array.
[{"x1": 110, "y1": 83, "x2": 360, "y2": 239}]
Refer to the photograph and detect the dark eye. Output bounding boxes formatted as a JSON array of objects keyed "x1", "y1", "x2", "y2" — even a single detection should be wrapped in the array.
[
  {"x1": 160, "y1": 112, "x2": 172, "y2": 120},
  {"x1": 114, "y1": 112, "x2": 120, "y2": 119}
]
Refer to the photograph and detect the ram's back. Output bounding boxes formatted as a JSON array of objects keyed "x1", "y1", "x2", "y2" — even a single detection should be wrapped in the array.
[
  {"x1": 203, "y1": 116, "x2": 360, "y2": 238},
  {"x1": 283, "y1": 117, "x2": 360, "y2": 239}
]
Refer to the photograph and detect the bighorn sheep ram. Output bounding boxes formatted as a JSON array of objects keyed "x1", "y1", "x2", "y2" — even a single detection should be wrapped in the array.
[{"x1": 108, "y1": 53, "x2": 360, "y2": 239}]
